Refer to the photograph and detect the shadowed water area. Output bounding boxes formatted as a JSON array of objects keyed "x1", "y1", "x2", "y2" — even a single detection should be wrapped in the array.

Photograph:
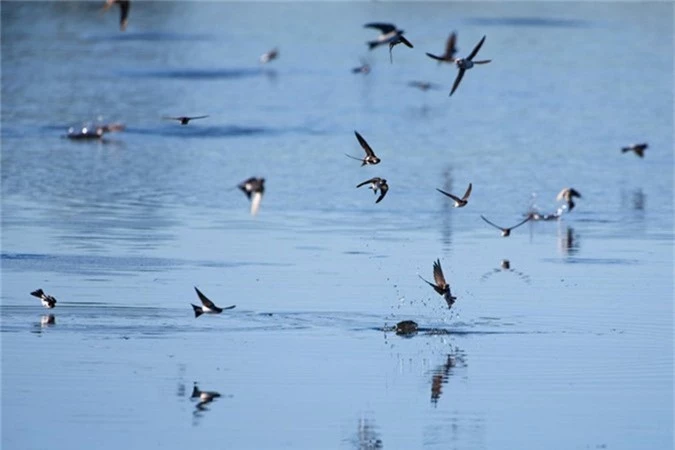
[{"x1": 1, "y1": 2, "x2": 673, "y2": 449}]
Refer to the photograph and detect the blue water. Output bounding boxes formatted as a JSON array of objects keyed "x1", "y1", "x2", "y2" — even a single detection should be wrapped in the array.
[{"x1": 1, "y1": 2, "x2": 673, "y2": 449}]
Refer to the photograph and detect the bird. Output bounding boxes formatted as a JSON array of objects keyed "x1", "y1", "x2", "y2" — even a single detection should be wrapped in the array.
[
  {"x1": 259, "y1": 48, "x2": 279, "y2": 64},
  {"x1": 191, "y1": 384, "x2": 221, "y2": 410},
  {"x1": 30, "y1": 289, "x2": 57, "y2": 309},
  {"x1": 419, "y1": 259, "x2": 457, "y2": 309},
  {"x1": 556, "y1": 187, "x2": 582, "y2": 213},
  {"x1": 448, "y1": 35, "x2": 491, "y2": 96},
  {"x1": 408, "y1": 81, "x2": 441, "y2": 91},
  {"x1": 621, "y1": 143, "x2": 648, "y2": 158},
  {"x1": 351, "y1": 61, "x2": 371, "y2": 75},
  {"x1": 356, "y1": 177, "x2": 389, "y2": 203},
  {"x1": 238, "y1": 177, "x2": 265, "y2": 215},
  {"x1": 345, "y1": 131, "x2": 381, "y2": 166},
  {"x1": 163, "y1": 115, "x2": 209, "y2": 125},
  {"x1": 480, "y1": 215, "x2": 531, "y2": 237},
  {"x1": 436, "y1": 183, "x2": 472, "y2": 207},
  {"x1": 364, "y1": 23, "x2": 413, "y2": 63},
  {"x1": 190, "y1": 287, "x2": 235, "y2": 318},
  {"x1": 103, "y1": 0, "x2": 130, "y2": 31},
  {"x1": 425, "y1": 31, "x2": 458, "y2": 64}
]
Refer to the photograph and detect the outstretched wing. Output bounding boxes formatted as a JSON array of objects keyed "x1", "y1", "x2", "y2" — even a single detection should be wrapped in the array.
[
  {"x1": 398, "y1": 35, "x2": 414, "y2": 48},
  {"x1": 467, "y1": 35, "x2": 486, "y2": 61},
  {"x1": 508, "y1": 216, "x2": 532, "y2": 231},
  {"x1": 364, "y1": 22, "x2": 397, "y2": 33},
  {"x1": 357, "y1": 177, "x2": 379, "y2": 188},
  {"x1": 445, "y1": 32, "x2": 457, "y2": 58},
  {"x1": 425, "y1": 52, "x2": 445, "y2": 62},
  {"x1": 432, "y1": 259, "x2": 447, "y2": 289},
  {"x1": 449, "y1": 68, "x2": 465, "y2": 96},
  {"x1": 194, "y1": 287, "x2": 218, "y2": 309},
  {"x1": 187, "y1": 115, "x2": 209, "y2": 121},
  {"x1": 375, "y1": 183, "x2": 388, "y2": 203},
  {"x1": 480, "y1": 215, "x2": 504, "y2": 231},
  {"x1": 354, "y1": 131, "x2": 376, "y2": 158},
  {"x1": 436, "y1": 188, "x2": 462, "y2": 203},
  {"x1": 461, "y1": 183, "x2": 473, "y2": 201}
]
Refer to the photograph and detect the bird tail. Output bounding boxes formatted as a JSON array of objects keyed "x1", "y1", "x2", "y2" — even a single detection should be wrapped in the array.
[
  {"x1": 191, "y1": 304, "x2": 203, "y2": 318},
  {"x1": 30, "y1": 289, "x2": 44, "y2": 298},
  {"x1": 367, "y1": 41, "x2": 380, "y2": 50},
  {"x1": 621, "y1": 147, "x2": 630, "y2": 153}
]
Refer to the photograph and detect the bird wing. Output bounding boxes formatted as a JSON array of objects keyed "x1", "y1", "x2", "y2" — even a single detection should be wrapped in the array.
[
  {"x1": 357, "y1": 177, "x2": 379, "y2": 188},
  {"x1": 194, "y1": 287, "x2": 218, "y2": 309},
  {"x1": 398, "y1": 35, "x2": 414, "y2": 48},
  {"x1": 364, "y1": 23, "x2": 397, "y2": 33},
  {"x1": 354, "y1": 131, "x2": 376, "y2": 158},
  {"x1": 509, "y1": 216, "x2": 532, "y2": 230},
  {"x1": 375, "y1": 183, "x2": 388, "y2": 203},
  {"x1": 118, "y1": 0, "x2": 130, "y2": 30},
  {"x1": 189, "y1": 115, "x2": 209, "y2": 120},
  {"x1": 449, "y1": 68, "x2": 465, "y2": 96},
  {"x1": 221, "y1": 305, "x2": 236, "y2": 310},
  {"x1": 433, "y1": 259, "x2": 447, "y2": 289},
  {"x1": 461, "y1": 183, "x2": 473, "y2": 201},
  {"x1": 250, "y1": 192, "x2": 262, "y2": 215},
  {"x1": 445, "y1": 32, "x2": 457, "y2": 58},
  {"x1": 30, "y1": 289, "x2": 45, "y2": 298},
  {"x1": 568, "y1": 188, "x2": 582, "y2": 198},
  {"x1": 467, "y1": 35, "x2": 486, "y2": 61},
  {"x1": 425, "y1": 52, "x2": 445, "y2": 62},
  {"x1": 436, "y1": 188, "x2": 462, "y2": 203},
  {"x1": 480, "y1": 215, "x2": 504, "y2": 231}
]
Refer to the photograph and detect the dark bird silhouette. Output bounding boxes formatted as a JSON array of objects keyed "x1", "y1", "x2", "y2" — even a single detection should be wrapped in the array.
[
  {"x1": 408, "y1": 80, "x2": 441, "y2": 91},
  {"x1": 259, "y1": 48, "x2": 279, "y2": 64},
  {"x1": 556, "y1": 187, "x2": 582, "y2": 213},
  {"x1": 364, "y1": 23, "x2": 413, "y2": 63},
  {"x1": 351, "y1": 61, "x2": 371, "y2": 75},
  {"x1": 449, "y1": 35, "x2": 491, "y2": 96},
  {"x1": 425, "y1": 31, "x2": 458, "y2": 64},
  {"x1": 30, "y1": 289, "x2": 57, "y2": 309},
  {"x1": 621, "y1": 143, "x2": 648, "y2": 158},
  {"x1": 191, "y1": 383, "x2": 222, "y2": 411},
  {"x1": 480, "y1": 215, "x2": 531, "y2": 237},
  {"x1": 346, "y1": 131, "x2": 381, "y2": 166},
  {"x1": 238, "y1": 177, "x2": 265, "y2": 215},
  {"x1": 191, "y1": 287, "x2": 235, "y2": 318},
  {"x1": 436, "y1": 183, "x2": 472, "y2": 207},
  {"x1": 103, "y1": 0, "x2": 130, "y2": 31},
  {"x1": 419, "y1": 259, "x2": 456, "y2": 308},
  {"x1": 356, "y1": 177, "x2": 389, "y2": 203},
  {"x1": 163, "y1": 115, "x2": 209, "y2": 125}
]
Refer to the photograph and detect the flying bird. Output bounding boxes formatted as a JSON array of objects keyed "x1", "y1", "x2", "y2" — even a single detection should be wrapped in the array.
[
  {"x1": 436, "y1": 183, "x2": 472, "y2": 207},
  {"x1": 238, "y1": 177, "x2": 265, "y2": 215},
  {"x1": 351, "y1": 61, "x2": 371, "y2": 75},
  {"x1": 425, "y1": 31, "x2": 458, "y2": 64},
  {"x1": 621, "y1": 143, "x2": 648, "y2": 158},
  {"x1": 408, "y1": 81, "x2": 441, "y2": 91},
  {"x1": 448, "y1": 35, "x2": 491, "y2": 96},
  {"x1": 163, "y1": 115, "x2": 209, "y2": 125},
  {"x1": 419, "y1": 259, "x2": 456, "y2": 308},
  {"x1": 259, "y1": 48, "x2": 279, "y2": 64},
  {"x1": 556, "y1": 187, "x2": 582, "y2": 213},
  {"x1": 364, "y1": 23, "x2": 413, "y2": 63},
  {"x1": 191, "y1": 384, "x2": 222, "y2": 411},
  {"x1": 103, "y1": 0, "x2": 130, "y2": 31},
  {"x1": 480, "y1": 215, "x2": 531, "y2": 237},
  {"x1": 191, "y1": 287, "x2": 235, "y2": 318},
  {"x1": 356, "y1": 177, "x2": 389, "y2": 203},
  {"x1": 30, "y1": 289, "x2": 57, "y2": 309},
  {"x1": 346, "y1": 131, "x2": 381, "y2": 166}
]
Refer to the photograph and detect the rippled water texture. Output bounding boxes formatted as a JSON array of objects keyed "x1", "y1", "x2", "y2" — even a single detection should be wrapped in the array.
[{"x1": 1, "y1": 2, "x2": 673, "y2": 449}]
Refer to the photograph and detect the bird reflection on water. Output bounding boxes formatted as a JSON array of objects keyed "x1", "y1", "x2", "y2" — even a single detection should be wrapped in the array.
[
  {"x1": 350, "y1": 416, "x2": 383, "y2": 450},
  {"x1": 558, "y1": 226, "x2": 580, "y2": 256},
  {"x1": 430, "y1": 348, "x2": 467, "y2": 406},
  {"x1": 480, "y1": 259, "x2": 531, "y2": 284},
  {"x1": 191, "y1": 383, "x2": 223, "y2": 421}
]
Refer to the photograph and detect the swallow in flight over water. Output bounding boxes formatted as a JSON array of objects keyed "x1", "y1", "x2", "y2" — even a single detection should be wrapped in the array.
[
  {"x1": 419, "y1": 259, "x2": 456, "y2": 309},
  {"x1": 191, "y1": 383, "x2": 222, "y2": 410},
  {"x1": 436, "y1": 183, "x2": 472, "y2": 207},
  {"x1": 364, "y1": 23, "x2": 413, "y2": 63},
  {"x1": 259, "y1": 48, "x2": 279, "y2": 64},
  {"x1": 103, "y1": 0, "x2": 130, "y2": 31},
  {"x1": 30, "y1": 289, "x2": 57, "y2": 309},
  {"x1": 449, "y1": 35, "x2": 491, "y2": 96},
  {"x1": 556, "y1": 187, "x2": 582, "y2": 213},
  {"x1": 163, "y1": 115, "x2": 209, "y2": 125},
  {"x1": 425, "y1": 31, "x2": 458, "y2": 64},
  {"x1": 357, "y1": 177, "x2": 389, "y2": 203},
  {"x1": 191, "y1": 287, "x2": 235, "y2": 318},
  {"x1": 238, "y1": 177, "x2": 265, "y2": 215},
  {"x1": 480, "y1": 215, "x2": 531, "y2": 237},
  {"x1": 621, "y1": 143, "x2": 648, "y2": 158},
  {"x1": 408, "y1": 81, "x2": 441, "y2": 91},
  {"x1": 346, "y1": 131, "x2": 381, "y2": 166}
]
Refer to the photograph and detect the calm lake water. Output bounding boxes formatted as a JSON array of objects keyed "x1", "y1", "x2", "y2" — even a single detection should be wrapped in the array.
[{"x1": 1, "y1": 2, "x2": 673, "y2": 449}]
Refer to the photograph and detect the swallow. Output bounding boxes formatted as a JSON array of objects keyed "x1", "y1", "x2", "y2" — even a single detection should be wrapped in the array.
[
  {"x1": 356, "y1": 177, "x2": 389, "y2": 203},
  {"x1": 449, "y1": 35, "x2": 491, "y2": 96},
  {"x1": 238, "y1": 177, "x2": 265, "y2": 215},
  {"x1": 30, "y1": 289, "x2": 57, "y2": 309},
  {"x1": 425, "y1": 31, "x2": 458, "y2": 64},
  {"x1": 351, "y1": 61, "x2": 371, "y2": 75},
  {"x1": 163, "y1": 115, "x2": 209, "y2": 125},
  {"x1": 103, "y1": 0, "x2": 130, "y2": 31},
  {"x1": 556, "y1": 187, "x2": 582, "y2": 212},
  {"x1": 364, "y1": 23, "x2": 413, "y2": 63},
  {"x1": 621, "y1": 143, "x2": 648, "y2": 158},
  {"x1": 346, "y1": 131, "x2": 381, "y2": 166},
  {"x1": 259, "y1": 48, "x2": 279, "y2": 64},
  {"x1": 419, "y1": 259, "x2": 456, "y2": 308},
  {"x1": 408, "y1": 81, "x2": 441, "y2": 91},
  {"x1": 191, "y1": 287, "x2": 235, "y2": 318},
  {"x1": 191, "y1": 383, "x2": 221, "y2": 410},
  {"x1": 436, "y1": 183, "x2": 472, "y2": 207},
  {"x1": 480, "y1": 215, "x2": 531, "y2": 237}
]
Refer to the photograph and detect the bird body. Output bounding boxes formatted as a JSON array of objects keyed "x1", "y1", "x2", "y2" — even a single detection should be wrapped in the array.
[
  {"x1": 346, "y1": 131, "x2": 381, "y2": 166},
  {"x1": 259, "y1": 48, "x2": 279, "y2": 64},
  {"x1": 191, "y1": 287, "x2": 235, "y2": 318},
  {"x1": 238, "y1": 177, "x2": 265, "y2": 215},
  {"x1": 356, "y1": 177, "x2": 389, "y2": 203},
  {"x1": 30, "y1": 289, "x2": 57, "y2": 308},
  {"x1": 556, "y1": 187, "x2": 582, "y2": 212},
  {"x1": 419, "y1": 259, "x2": 456, "y2": 308},
  {"x1": 621, "y1": 143, "x2": 648, "y2": 158}
]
